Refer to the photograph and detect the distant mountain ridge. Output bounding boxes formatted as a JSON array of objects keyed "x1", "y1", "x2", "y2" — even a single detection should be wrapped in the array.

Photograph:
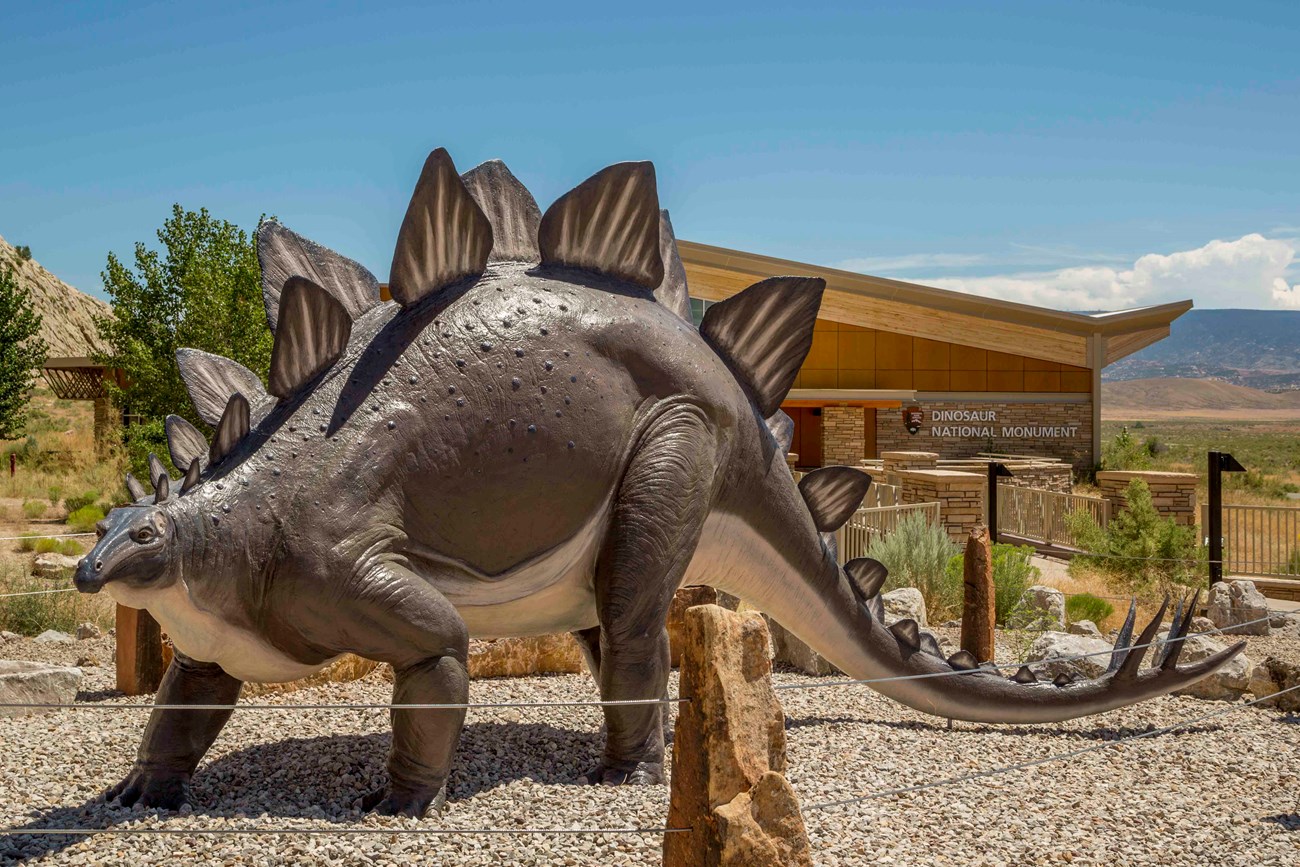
[
  {"x1": 1104, "y1": 309, "x2": 1300, "y2": 390},
  {"x1": 1, "y1": 234, "x2": 110, "y2": 358},
  {"x1": 1102, "y1": 377, "x2": 1300, "y2": 413}
]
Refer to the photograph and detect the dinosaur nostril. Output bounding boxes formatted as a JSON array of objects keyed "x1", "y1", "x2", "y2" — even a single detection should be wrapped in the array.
[{"x1": 95, "y1": 561, "x2": 103, "y2": 571}]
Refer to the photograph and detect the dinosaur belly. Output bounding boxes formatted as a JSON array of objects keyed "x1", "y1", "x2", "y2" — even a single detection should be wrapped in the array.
[{"x1": 107, "y1": 581, "x2": 340, "y2": 683}]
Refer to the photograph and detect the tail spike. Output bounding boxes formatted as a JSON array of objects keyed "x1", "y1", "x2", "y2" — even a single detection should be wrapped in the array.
[
  {"x1": 1011, "y1": 666, "x2": 1037, "y2": 684},
  {"x1": 1116, "y1": 595, "x2": 1170, "y2": 682},
  {"x1": 1158, "y1": 596, "x2": 1186, "y2": 667},
  {"x1": 1106, "y1": 598, "x2": 1139, "y2": 674},
  {"x1": 947, "y1": 650, "x2": 979, "y2": 671},
  {"x1": 1161, "y1": 591, "x2": 1201, "y2": 671}
]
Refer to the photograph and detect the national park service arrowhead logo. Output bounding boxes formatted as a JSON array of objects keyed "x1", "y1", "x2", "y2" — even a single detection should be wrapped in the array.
[{"x1": 903, "y1": 406, "x2": 923, "y2": 435}]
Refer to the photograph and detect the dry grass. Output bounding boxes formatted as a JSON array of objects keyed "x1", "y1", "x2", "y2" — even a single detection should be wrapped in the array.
[{"x1": 1039, "y1": 563, "x2": 1181, "y2": 633}]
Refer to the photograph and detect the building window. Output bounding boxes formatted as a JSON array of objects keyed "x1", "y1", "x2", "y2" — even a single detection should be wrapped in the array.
[{"x1": 689, "y1": 297, "x2": 715, "y2": 327}]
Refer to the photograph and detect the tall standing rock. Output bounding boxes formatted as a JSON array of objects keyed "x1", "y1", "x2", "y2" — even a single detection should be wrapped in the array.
[
  {"x1": 961, "y1": 525, "x2": 997, "y2": 662},
  {"x1": 665, "y1": 604, "x2": 812, "y2": 867}
]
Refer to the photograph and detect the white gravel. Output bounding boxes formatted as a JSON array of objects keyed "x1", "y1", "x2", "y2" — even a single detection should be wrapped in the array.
[{"x1": 2, "y1": 630, "x2": 1298, "y2": 866}]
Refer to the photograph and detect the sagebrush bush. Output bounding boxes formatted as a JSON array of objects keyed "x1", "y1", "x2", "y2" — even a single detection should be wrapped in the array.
[
  {"x1": 62, "y1": 490, "x2": 100, "y2": 514},
  {"x1": 58, "y1": 538, "x2": 84, "y2": 556},
  {"x1": 32, "y1": 537, "x2": 59, "y2": 554},
  {"x1": 16, "y1": 533, "x2": 39, "y2": 552},
  {"x1": 1066, "y1": 479, "x2": 1205, "y2": 594},
  {"x1": 1065, "y1": 593, "x2": 1114, "y2": 625},
  {"x1": 0, "y1": 563, "x2": 113, "y2": 635},
  {"x1": 944, "y1": 542, "x2": 1041, "y2": 626},
  {"x1": 66, "y1": 505, "x2": 105, "y2": 533},
  {"x1": 868, "y1": 512, "x2": 961, "y2": 621},
  {"x1": 21, "y1": 499, "x2": 46, "y2": 519}
]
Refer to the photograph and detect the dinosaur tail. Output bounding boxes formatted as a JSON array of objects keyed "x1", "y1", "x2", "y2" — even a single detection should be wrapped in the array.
[{"x1": 699, "y1": 462, "x2": 1244, "y2": 725}]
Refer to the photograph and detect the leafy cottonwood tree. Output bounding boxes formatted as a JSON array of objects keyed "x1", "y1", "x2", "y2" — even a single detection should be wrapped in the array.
[
  {"x1": 0, "y1": 264, "x2": 49, "y2": 439},
  {"x1": 95, "y1": 206, "x2": 272, "y2": 473}
]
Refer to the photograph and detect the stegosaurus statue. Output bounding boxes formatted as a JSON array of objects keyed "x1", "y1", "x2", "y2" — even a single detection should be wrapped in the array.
[{"x1": 76, "y1": 149, "x2": 1243, "y2": 816}]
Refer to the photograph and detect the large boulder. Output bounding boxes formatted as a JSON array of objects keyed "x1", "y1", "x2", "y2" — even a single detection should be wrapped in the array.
[
  {"x1": 1248, "y1": 657, "x2": 1300, "y2": 712},
  {"x1": 1206, "y1": 580, "x2": 1270, "y2": 636},
  {"x1": 765, "y1": 616, "x2": 838, "y2": 676},
  {"x1": 669, "y1": 585, "x2": 720, "y2": 666},
  {"x1": 664, "y1": 606, "x2": 812, "y2": 867},
  {"x1": 75, "y1": 622, "x2": 102, "y2": 641},
  {"x1": 0, "y1": 660, "x2": 83, "y2": 717},
  {"x1": 1067, "y1": 620, "x2": 1103, "y2": 639},
  {"x1": 1268, "y1": 612, "x2": 1300, "y2": 639},
  {"x1": 1018, "y1": 585, "x2": 1065, "y2": 629},
  {"x1": 33, "y1": 630, "x2": 73, "y2": 644},
  {"x1": 32, "y1": 552, "x2": 81, "y2": 579},
  {"x1": 1026, "y1": 631, "x2": 1112, "y2": 680},
  {"x1": 1155, "y1": 632, "x2": 1254, "y2": 701},
  {"x1": 466, "y1": 634, "x2": 584, "y2": 679},
  {"x1": 881, "y1": 587, "x2": 928, "y2": 628}
]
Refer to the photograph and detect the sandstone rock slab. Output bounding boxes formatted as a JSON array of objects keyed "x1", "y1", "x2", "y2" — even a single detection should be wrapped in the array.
[
  {"x1": 1206, "y1": 580, "x2": 1270, "y2": 636},
  {"x1": 1019, "y1": 585, "x2": 1065, "y2": 629},
  {"x1": 33, "y1": 630, "x2": 73, "y2": 644},
  {"x1": 0, "y1": 660, "x2": 83, "y2": 717},
  {"x1": 882, "y1": 587, "x2": 928, "y2": 627},
  {"x1": 32, "y1": 552, "x2": 81, "y2": 579},
  {"x1": 1027, "y1": 631, "x2": 1111, "y2": 680},
  {"x1": 765, "y1": 616, "x2": 839, "y2": 676},
  {"x1": 467, "y1": 634, "x2": 583, "y2": 679},
  {"x1": 1067, "y1": 620, "x2": 1103, "y2": 639},
  {"x1": 75, "y1": 622, "x2": 101, "y2": 640},
  {"x1": 1155, "y1": 632, "x2": 1254, "y2": 701}
]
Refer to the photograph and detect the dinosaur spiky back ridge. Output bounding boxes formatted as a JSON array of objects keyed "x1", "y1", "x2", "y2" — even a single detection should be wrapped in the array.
[{"x1": 147, "y1": 149, "x2": 833, "y2": 536}]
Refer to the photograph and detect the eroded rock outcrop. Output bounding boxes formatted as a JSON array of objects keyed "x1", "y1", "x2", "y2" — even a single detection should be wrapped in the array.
[{"x1": 665, "y1": 605, "x2": 812, "y2": 867}]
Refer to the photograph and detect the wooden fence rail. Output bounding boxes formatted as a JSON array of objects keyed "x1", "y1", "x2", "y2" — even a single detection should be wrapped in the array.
[
  {"x1": 996, "y1": 484, "x2": 1110, "y2": 551},
  {"x1": 834, "y1": 501, "x2": 942, "y2": 564}
]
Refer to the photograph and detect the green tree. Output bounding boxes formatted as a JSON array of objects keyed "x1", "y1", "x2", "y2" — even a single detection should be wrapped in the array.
[
  {"x1": 95, "y1": 206, "x2": 271, "y2": 474},
  {"x1": 0, "y1": 264, "x2": 49, "y2": 439}
]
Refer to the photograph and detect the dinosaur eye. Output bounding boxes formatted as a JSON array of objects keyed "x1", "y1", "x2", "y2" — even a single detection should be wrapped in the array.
[{"x1": 134, "y1": 527, "x2": 155, "y2": 543}]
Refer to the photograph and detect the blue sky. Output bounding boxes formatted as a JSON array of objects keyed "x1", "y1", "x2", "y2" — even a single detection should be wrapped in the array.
[{"x1": 2, "y1": 1, "x2": 1297, "y2": 310}]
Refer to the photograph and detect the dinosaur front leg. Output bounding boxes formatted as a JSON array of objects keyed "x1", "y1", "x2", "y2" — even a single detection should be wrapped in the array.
[
  {"x1": 106, "y1": 652, "x2": 243, "y2": 810},
  {"x1": 580, "y1": 404, "x2": 717, "y2": 786},
  {"x1": 298, "y1": 563, "x2": 469, "y2": 817}
]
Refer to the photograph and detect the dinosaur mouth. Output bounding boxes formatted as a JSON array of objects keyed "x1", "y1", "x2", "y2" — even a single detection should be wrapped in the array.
[{"x1": 73, "y1": 557, "x2": 104, "y2": 594}]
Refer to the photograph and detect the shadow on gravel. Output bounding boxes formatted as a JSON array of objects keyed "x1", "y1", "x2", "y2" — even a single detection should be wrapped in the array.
[
  {"x1": 1261, "y1": 813, "x2": 1300, "y2": 831},
  {"x1": 0, "y1": 719, "x2": 602, "y2": 861}
]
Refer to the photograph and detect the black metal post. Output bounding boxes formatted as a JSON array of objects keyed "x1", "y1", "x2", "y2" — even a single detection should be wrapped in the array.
[
  {"x1": 1207, "y1": 450, "x2": 1246, "y2": 588},
  {"x1": 987, "y1": 461, "x2": 1013, "y2": 544}
]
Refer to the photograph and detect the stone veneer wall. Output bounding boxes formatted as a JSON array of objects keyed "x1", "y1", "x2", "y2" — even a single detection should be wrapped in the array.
[
  {"x1": 821, "y1": 406, "x2": 865, "y2": 466},
  {"x1": 899, "y1": 469, "x2": 985, "y2": 542},
  {"x1": 1095, "y1": 470, "x2": 1197, "y2": 527},
  {"x1": 881, "y1": 450, "x2": 938, "y2": 486},
  {"x1": 877, "y1": 400, "x2": 1092, "y2": 469}
]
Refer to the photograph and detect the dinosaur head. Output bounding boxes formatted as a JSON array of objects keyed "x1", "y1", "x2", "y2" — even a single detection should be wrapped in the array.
[
  {"x1": 75, "y1": 503, "x2": 175, "y2": 595},
  {"x1": 74, "y1": 453, "x2": 192, "y2": 596}
]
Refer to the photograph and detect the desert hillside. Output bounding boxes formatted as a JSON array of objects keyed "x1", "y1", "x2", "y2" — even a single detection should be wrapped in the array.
[
  {"x1": 1103, "y1": 376, "x2": 1300, "y2": 418},
  {"x1": 1, "y1": 233, "x2": 110, "y2": 358}
]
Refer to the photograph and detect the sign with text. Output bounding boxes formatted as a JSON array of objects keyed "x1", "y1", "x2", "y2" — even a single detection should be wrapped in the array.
[{"x1": 927, "y1": 409, "x2": 1079, "y2": 439}]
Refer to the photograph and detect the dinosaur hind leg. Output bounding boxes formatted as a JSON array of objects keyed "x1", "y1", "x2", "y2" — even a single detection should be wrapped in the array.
[{"x1": 580, "y1": 403, "x2": 716, "y2": 785}]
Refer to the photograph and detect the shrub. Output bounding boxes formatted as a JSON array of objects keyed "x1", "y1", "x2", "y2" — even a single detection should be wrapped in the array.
[
  {"x1": 63, "y1": 490, "x2": 100, "y2": 514},
  {"x1": 0, "y1": 563, "x2": 113, "y2": 636},
  {"x1": 57, "y1": 538, "x2": 84, "y2": 556},
  {"x1": 14, "y1": 245, "x2": 32, "y2": 262},
  {"x1": 943, "y1": 542, "x2": 1041, "y2": 626},
  {"x1": 1066, "y1": 479, "x2": 1205, "y2": 594},
  {"x1": 32, "y1": 537, "x2": 59, "y2": 554},
  {"x1": 1101, "y1": 427, "x2": 1151, "y2": 470},
  {"x1": 46, "y1": 484, "x2": 63, "y2": 505},
  {"x1": 1065, "y1": 593, "x2": 1114, "y2": 625},
  {"x1": 66, "y1": 505, "x2": 106, "y2": 533},
  {"x1": 21, "y1": 499, "x2": 46, "y2": 520},
  {"x1": 867, "y1": 512, "x2": 962, "y2": 621},
  {"x1": 16, "y1": 533, "x2": 40, "y2": 552}
]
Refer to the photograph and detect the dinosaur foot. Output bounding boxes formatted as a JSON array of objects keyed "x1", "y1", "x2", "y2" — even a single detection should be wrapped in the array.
[
  {"x1": 104, "y1": 767, "x2": 190, "y2": 811},
  {"x1": 358, "y1": 783, "x2": 447, "y2": 817},
  {"x1": 577, "y1": 761, "x2": 665, "y2": 786}
]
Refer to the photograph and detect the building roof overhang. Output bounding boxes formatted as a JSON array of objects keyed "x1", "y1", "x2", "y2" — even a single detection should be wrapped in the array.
[{"x1": 678, "y1": 240, "x2": 1190, "y2": 369}]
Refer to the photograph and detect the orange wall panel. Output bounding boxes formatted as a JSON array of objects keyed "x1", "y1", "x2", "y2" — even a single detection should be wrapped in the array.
[
  {"x1": 913, "y1": 337, "x2": 951, "y2": 370},
  {"x1": 875, "y1": 333, "x2": 913, "y2": 369},
  {"x1": 801, "y1": 369, "x2": 838, "y2": 389},
  {"x1": 913, "y1": 370, "x2": 951, "y2": 391},
  {"x1": 950, "y1": 369, "x2": 988, "y2": 391},
  {"x1": 837, "y1": 331, "x2": 876, "y2": 368},
  {"x1": 1061, "y1": 371, "x2": 1091, "y2": 392},
  {"x1": 987, "y1": 350, "x2": 1025, "y2": 371},
  {"x1": 1024, "y1": 371, "x2": 1062, "y2": 391},
  {"x1": 876, "y1": 369, "x2": 913, "y2": 389},
  {"x1": 838, "y1": 368, "x2": 876, "y2": 388},
  {"x1": 805, "y1": 332, "x2": 839, "y2": 368},
  {"x1": 987, "y1": 370, "x2": 1024, "y2": 391}
]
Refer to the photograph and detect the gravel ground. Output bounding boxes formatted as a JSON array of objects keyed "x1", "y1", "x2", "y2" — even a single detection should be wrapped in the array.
[{"x1": 2, "y1": 630, "x2": 1298, "y2": 866}]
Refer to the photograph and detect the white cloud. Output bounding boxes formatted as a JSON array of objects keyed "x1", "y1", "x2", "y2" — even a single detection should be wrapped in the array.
[{"x1": 902, "y1": 234, "x2": 1300, "y2": 311}]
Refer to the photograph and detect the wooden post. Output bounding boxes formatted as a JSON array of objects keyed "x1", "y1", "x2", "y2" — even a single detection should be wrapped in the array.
[
  {"x1": 961, "y1": 526, "x2": 996, "y2": 663},
  {"x1": 115, "y1": 604, "x2": 165, "y2": 695}
]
